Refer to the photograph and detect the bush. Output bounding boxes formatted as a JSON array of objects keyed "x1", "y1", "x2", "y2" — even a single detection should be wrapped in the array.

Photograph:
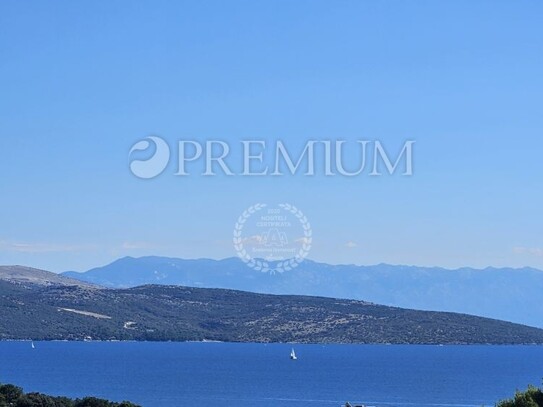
[
  {"x1": 0, "y1": 384, "x2": 139, "y2": 407},
  {"x1": 0, "y1": 384, "x2": 24, "y2": 403},
  {"x1": 497, "y1": 385, "x2": 543, "y2": 407}
]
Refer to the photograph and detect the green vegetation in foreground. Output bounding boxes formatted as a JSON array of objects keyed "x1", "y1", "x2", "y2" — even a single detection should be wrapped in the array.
[
  {"x1": 497, "y1": 385, "x2": 543, "y2": 407},
  {"x1": 0, "y1": 383, "x2": 140, "y2": 407}
]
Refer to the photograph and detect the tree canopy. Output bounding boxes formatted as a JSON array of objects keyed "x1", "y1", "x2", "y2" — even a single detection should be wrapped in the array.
[
  {"x1": 497, "y1": 385, "x2": 543, "y2": 407},
  {"x1": 0, "y1": 383, "x2": 140, "y2": 407}
]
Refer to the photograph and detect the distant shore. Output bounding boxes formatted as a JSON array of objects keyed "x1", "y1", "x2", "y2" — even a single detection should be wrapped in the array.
[{"x1": 3, "y1": 339, "x2": 543, "y2": 346}]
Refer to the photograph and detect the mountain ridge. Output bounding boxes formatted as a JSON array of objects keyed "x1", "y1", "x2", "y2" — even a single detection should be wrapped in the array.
[{"x1": 62, "y1": 256, "x2": 543, "y2": 328}]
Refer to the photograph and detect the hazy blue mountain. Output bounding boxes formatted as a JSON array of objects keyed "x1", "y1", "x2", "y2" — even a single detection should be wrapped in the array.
[{"x1": 63, "y1": 256, "x2": 543, "y2": 328}]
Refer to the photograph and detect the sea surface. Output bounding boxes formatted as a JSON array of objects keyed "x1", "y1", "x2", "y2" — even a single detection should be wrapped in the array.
[{"x1": 1, "y1": 342, "x2": 542, "y2": 407}]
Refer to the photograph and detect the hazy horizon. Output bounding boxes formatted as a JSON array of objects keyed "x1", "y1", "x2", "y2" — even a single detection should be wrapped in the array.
[
  {"x1": 2, "y1": 1, "x2": 542, "y2": 272},
  {"x1": 4, "y1": 255, "x2": 543, "y2": 275}
]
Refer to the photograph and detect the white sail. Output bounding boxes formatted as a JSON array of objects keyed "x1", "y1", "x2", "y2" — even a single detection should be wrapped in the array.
[
  {"x1": 31, "y1": 341, "x2": 35, "y2": 349},
  {"x1": 290, "y1": 348, "x2": 297, "y2": 360}
]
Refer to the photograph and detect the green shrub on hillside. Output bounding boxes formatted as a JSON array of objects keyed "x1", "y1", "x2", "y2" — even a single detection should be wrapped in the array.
[
  {"x1": 0, "y1": 383, "x2": 140, "y2": 407},
  {"x1": 497, "y1": 385, "x2": 543, "y2": 407}
]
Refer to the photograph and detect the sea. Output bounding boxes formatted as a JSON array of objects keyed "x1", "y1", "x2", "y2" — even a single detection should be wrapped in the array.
[{"x1": 1, "y1": 342, "x2": 542, "y2": 407}]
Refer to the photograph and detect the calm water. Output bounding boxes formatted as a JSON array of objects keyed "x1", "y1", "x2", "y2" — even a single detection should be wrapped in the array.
[{"x1": 1, "y1": 342, "x2": 542, "y2": 407}]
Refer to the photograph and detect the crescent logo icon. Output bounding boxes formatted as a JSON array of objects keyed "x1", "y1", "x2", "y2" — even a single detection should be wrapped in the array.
[{"x1": 129, "y1": 136, "x2": 171, "y2": 179}]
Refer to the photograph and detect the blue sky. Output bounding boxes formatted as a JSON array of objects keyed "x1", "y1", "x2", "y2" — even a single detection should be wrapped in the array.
[{"x1": 1, "y1": 0, "x2": 542, "y2": 272}]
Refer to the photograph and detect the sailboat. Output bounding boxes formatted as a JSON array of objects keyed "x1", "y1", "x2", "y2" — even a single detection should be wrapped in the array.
[
  {"x1": 290, "y1": 348, "x2": 297, "y2": 360},
  {"x1": 31, "y1": 341, "x2": 35, "y2": 349}
]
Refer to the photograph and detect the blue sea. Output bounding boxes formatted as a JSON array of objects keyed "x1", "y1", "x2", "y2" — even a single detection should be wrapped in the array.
[{"x1": 1, "y1": 342, "x2": 542, "y2": 407}]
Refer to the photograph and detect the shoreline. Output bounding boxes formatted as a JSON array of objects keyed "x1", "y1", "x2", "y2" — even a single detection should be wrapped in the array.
[{"x1": 1, "y1": 339, "x2": 542, "y2": 346}]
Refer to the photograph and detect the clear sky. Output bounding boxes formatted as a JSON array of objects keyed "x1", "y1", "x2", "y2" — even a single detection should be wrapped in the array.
[{"x1": 1, "y1": 0, "x2": 542, "y2": 272}]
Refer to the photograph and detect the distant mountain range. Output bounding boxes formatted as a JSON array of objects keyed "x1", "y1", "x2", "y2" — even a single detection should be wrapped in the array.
[
  {"x1": 63, "y1": 256, "x2": 543, "y2": 328},
  {"x1": 2, "y1": 265, "x2": 543, "y2": 344}
]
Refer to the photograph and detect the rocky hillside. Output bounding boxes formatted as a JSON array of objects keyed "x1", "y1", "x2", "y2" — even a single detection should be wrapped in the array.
[
  {"x1": 1, "y1": 271, "x2": 542, "y2": 344},
  {"x1": 0, "y1": 265, "x2": 97, "y2": 289}
]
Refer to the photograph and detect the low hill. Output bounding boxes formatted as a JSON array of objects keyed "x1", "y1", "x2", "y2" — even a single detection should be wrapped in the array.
[
  {"x1": 0, "y1": 265, "x2": 97, "y2": 289},
  {"x1": 1, "y1": 275, "x2": 542, "y2": 344}
]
